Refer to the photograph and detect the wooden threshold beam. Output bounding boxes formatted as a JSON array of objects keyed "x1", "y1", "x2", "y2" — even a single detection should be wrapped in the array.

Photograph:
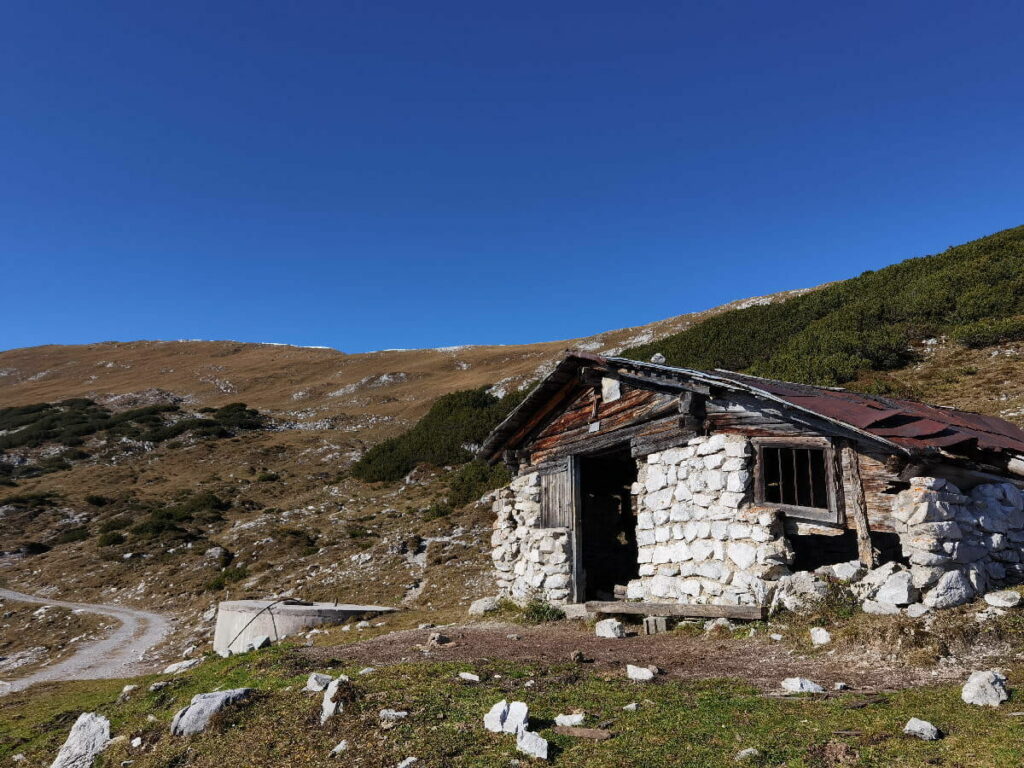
[{"x1": 584, "y1": 601, "x2": 765, "y2": 621}]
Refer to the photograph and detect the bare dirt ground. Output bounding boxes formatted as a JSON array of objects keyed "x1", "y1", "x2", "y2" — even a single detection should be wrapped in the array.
[
  {"x1": 301, "y1": 621, "x2": 959, "y2": 693},
  {"x1": 0, "y1": 588, "x2": 171, "y2": 694}
]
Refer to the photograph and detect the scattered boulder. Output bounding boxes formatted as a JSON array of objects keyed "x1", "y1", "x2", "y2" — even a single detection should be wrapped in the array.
[
  {"x1": 984, "y1": 590, "x2": 1022, "y2": 609},
  {"x1": 924, "y1": 570, "x2": 975, "y2": 610},
  {"x1": 853, "y1": 561, "x2": 902, "y2": 599},
  {"x1": 380, "y1": 709, "x2": 409, "y2": 722},
  {"x1": 622, "y1": 702, "x2": 638, "y2": 711},
  {"x1": 626, "y1": 664, "x2": 658, "y2": 682},
  {"x1": 163, "y1": 658, "x2": 202, "y2": 674},
  {"x1": 781, "y1": 677, "x2": 824, "y2": 694},
  {"x1": 516, "y1": 728, "x2": 549, "y2": 760},
  {"x1": 50, "y1": 712, "x2": 110, "y2": 768},
  {"x1": 458, "y1": 672, "x2": 481, "y2": 682},
  {"x1": 305, "y1": 672, "x2": 333, "y2": 692},
  {"x1": 595, "y1": 618, "x2": 626, "y2": 638},
  {"x1": 903, "y1": 717, "x2": 941, "y2": 740},
  {"x1": 170, "y1": 689, "x2": 253, "y2": 736},
  {"x1": 961, "y1": 670, "x2": 1009, "y2": 707},
  {"x1": 321, "y1": 677, "x2": 349, "y2": 724},
  {"x1": 554, "y1": 713, "x2": 585, "y2": 726},
  {"x1": 829, "y1": 560, "x2": 866, "y2": 582},
  {"x1": 861, "y1": 599, "x2": 901, "y2": 616},
  {"x1": 468, "y1": 596, "x2": 499, "y2": 616},
  {"x1": 396, "y1": 759, "x2": 418, "y2": 768},
  {"x1": 734, "y1": 747, "x2": 761, "y2": 762},
  {"x1": 875, "y1": 571, "x2": 919, "y2": 606},
  {"x1": 483, "y1": 700, "x2": 509, "y2": 733},
  {"x1": 906, "y1": 603, "x2": 930, "y2": 619},
  {"x1": 704, "y1": 617, "x2": 733, "y2": 634},
  {"x1": 809, "y1": 627, "x2": 832, "y2": 646}
]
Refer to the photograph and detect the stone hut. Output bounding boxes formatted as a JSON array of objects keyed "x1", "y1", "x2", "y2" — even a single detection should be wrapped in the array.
[{"x1": 478, "y1": 353, "x2": 1024, "y2": 615}]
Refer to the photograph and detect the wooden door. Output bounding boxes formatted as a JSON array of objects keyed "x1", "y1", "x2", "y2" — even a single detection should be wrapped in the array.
[{"x1": 539, "y1": 456, "x2": 582, "y2": 602}]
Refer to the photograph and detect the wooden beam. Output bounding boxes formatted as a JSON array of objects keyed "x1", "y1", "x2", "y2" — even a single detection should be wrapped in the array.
[
  {"x1": 840, "y1": 441, "x2": 875, "y2": 567},
  {"x1": 585, "y1": 601, "x2": 765, "y2": 620}
]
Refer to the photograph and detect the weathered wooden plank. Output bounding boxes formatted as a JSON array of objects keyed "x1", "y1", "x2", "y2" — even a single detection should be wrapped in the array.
[
  {"x1": 840, "y1": 440, "x2": 875, "y2": 566},
  {"x1": 585, "y1": 601, "x2": 766, "y2": 620}
]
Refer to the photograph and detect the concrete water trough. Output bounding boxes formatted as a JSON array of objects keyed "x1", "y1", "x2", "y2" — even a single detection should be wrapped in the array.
[{"x1": 213, "y1": 599, "x2": 397, "y2": 656}]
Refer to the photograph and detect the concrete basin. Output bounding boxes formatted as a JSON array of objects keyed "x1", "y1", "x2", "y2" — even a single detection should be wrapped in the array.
[{"x1": 213, "y1": 599, "x2": 396, "y2": 656}]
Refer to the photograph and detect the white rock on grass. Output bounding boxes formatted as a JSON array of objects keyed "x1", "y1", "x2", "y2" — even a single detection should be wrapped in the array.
[
  {"x1": 170, "y1": 689, "x2": 253, "y2": 736},
  {"x1": 554, "y1": 713, "x2": 585, "y2": 726},
  {"x1": 734, "y1": 747, "x2": 761, "y2": 762},
  {"x1": 50, "y1": 712, "x2": 110, "y2": 768},
  {"x1": 627, "y1": 664, "x2": 658, "y2": 682},
  {"x1": 305, "y1": 673, "x2": 333, "y2": 692},
  {"x1": 984, "y1": 590, "x2": 1022, "y2": 609},
  {"x1": 163, "y1": 658, "x2": 202, "y2": 674},
  {"x1": 622, "y1": 702, "x2": 638, "y2": 711},
  {"x1": 469, "y1": 596, "x2": 499, "y2": 615},
  {"x1": 595, "y1": 618, "x2": 626, "y2": 638},
  {"x1": 516, "y1": 728, "x2": 549, "y2": 760},
  {"x1": 961, "y1": 670, "x2": 1009, "y2": 707},
  {"x1": 809, "y1": 627, "x2": 832, "y2": 646},
  {"x1": 483, "y1": 700, "x2": 529, "y2": 733},
  {"x1": 904, "y1": 717, "x2": 941, "y2": 740},
  {"x1": 396, "y1": 759, "x2": 418, "y2": 768},
  {"x1": 458, "y1": 672, "x2": 481, "y2": 682},
  {"x1": 380, "y1": 709, "x2": 409, "y2": 722},
  {"x1": 781, "y1": 677, "x2": 824, "y2": 694}
]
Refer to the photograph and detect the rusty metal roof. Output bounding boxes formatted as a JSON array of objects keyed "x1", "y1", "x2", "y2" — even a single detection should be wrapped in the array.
[{"x1": 481, "y1": 352, "x2": 1024, "y2": 461}]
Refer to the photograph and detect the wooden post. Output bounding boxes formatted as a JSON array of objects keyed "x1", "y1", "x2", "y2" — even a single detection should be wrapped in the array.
[{"x1": 840, "y1": 441, "x2": 875, "y2": 567}]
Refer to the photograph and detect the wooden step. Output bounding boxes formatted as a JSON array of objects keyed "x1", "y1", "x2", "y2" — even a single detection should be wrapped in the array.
[{"x1": 584, "y1": 600, "x2": 765, "y2": 621}]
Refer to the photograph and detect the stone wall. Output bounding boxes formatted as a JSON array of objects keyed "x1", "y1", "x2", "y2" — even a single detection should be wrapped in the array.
[
  {"x1": 891, "y1": 477, "x2": 1024, "y2": 608},
  {"x1": 624, "y1": 434, "x2": 793, "y2": 606},
  {"x1": 491, "y1": 471, "x2": 573, "y2": 603}
]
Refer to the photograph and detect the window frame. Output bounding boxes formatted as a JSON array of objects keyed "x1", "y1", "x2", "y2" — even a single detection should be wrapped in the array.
[{"x1": 752, "y1": 436, "x2": 841, "y2": 524}]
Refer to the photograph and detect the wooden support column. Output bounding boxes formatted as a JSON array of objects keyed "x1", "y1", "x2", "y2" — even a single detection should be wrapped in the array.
[{"x1": 840, "y1": 441, "x2": 875, "y2": 567}]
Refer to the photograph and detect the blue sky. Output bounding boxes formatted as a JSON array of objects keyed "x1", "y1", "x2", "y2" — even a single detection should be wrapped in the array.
[{"x1": 2, "y1": 2, "x2": 1023, "y2": 353}]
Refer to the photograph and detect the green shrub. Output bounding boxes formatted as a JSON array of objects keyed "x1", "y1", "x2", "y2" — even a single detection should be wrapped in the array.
[
  {"x1": 55, "y1": 526, "x2": 90, "y2": 544},
  {"x1": 626, "y1": 225, "x2": 1024, "y2": 386},
  {"x1": 204, "y1": 566, "x2": 249, "y2": 591},
  {"x1": 21, "y1": 541, "x2": 51, "y2": 555},
  {"x1": 0, "y1": 492, "x2": 59, "y2": 508},
  {"x1": 256, "y1": 471, "x2": 280, "y2": 482},
  {"x1": 448, "y1": 460, "x2": 512, "y2": 508},
  {"x1": 97, "y1": 531, "x2": 126, "y2": 547},
  {"x1": 99, "y1": 516, "x2": 130, "y2": 533},
  {"x1": 953, "y1": 315, "x2": 1024, "y2": 348},
  {"x1": 422, "y1": 502, "x2": 453, "y2": 520},
  {"x1": 352, "y1": 386, "x2": 529, "y2": 483},
  {"x1": 85, "y1": 494, "x2": 111, "y2": 507},
  {"x1": 519, "y1": 599, "x2": 566, "y2": 624}
]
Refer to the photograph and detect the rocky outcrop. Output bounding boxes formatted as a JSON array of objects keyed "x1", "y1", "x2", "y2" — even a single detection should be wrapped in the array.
[{"x1": 170, "y1": 689, "x2": 253, "y2": 736}]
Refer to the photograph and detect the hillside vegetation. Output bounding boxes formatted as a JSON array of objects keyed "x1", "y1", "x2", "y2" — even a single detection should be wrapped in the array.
[{"x1": 627, "y1": 225, "x2": 1024, "y2": 386}]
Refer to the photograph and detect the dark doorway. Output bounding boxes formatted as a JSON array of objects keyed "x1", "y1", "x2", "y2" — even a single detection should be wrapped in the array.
[{"x1": 580, "y1": 449, "x2": 639, "y2": 601}]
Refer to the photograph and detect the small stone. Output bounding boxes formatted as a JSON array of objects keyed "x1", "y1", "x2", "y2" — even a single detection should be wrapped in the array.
[
  {"x1": 305, "y1": 673, "x2": 333, "y2": 692},
  {"x1": 149, "y1": 681, "x2": 169, "y2": 692},
  {"x1": 356, "y1": 620, "x2": 371, "y2": 629},
  {"x1": 330, "y1": 740, "x2": 349, "y2": 756},
  {"x1": 622, "y1": 702, "x2": 638, "y2": 711},
  {"x1": 516, "y1": 728, "x2": 549, "y2": 760},
  {"x1": 554, "y1": 713, "x2": 585, "y2": 726},
  {"x1": 121, "y1": 684, "x2": 138, "y2": 696},
  {"x1": 484, "y1": 700, "x2": 509, "y2": 733},
  {"x1": 704, "y1": 617, "x2": 733, "y2": 633},
  {"x1": 769, "y1": 633, "x2": 783, "y2": 641},
  {"x1": 984, "y1": 590, "x2": 1022, "y2": 608},
  {"x1": 504, "y1": 701, "x2": 529, "y2": 733},
  {"x1": 595, "y1": 618, "x2": 626, "y2": 638},
  {"x1": 163, "y1": 658, "x2": 203, "y2": 674},
  {"x1": 427, "y1": 632, "x2": 451, "y2": 647},
  {"x1": 380, "y1": 709, "x2": 409, "y2": 722},
  {"x1": 396, "y1": 759, "x2": 418, "y2": 768},
  {"x1": 876, "y1": 571, "x2": 919, "y2": 606},
  {"x1": 904, "y1": 717, "x2": 941, "y2": 740},
  {"x1": 781, "y1": 677, "x2": 824, "y2": 694},
  {"x1": 358, "y1": 667, "x2": 376, "y2": 675},
  {"x1": 458, "y1": 672, "x2": 481, "y2": 682},
  {"x1": 809, "y1": 627, "x2": 832, "y2": 646},
  {"x1": 735, "y1": 747, "x2": 761, "y2": 762},
  {"x1": 961, "y1": 670, "x2": 1009, "y2": 707},
  {"x1": 130, "y1": 737, "x2": 142, "y2": 748},
  {"x1": 862, "y1": 599, "x2": 902, "y2": 615},
  {"x1": 833, "y1": 682, "x2": 849, "y2": 690},
  {"x1": 626, "y1": 664, "x2": 658, "y2": 682},
  {"x1": 906, "y1": 603, "x2": 931, "y2": 619}
]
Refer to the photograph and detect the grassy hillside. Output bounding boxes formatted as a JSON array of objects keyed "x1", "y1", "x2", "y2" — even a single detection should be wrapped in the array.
[{"x1": 627, "y1": 225, "x2": 1024, "y2": 386}]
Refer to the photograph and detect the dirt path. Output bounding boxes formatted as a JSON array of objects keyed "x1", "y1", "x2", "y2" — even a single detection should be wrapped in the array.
[
  {"x1": 0, "y1": 588, "x2": 171, "y2": 694},
  {"x1": 303, "y1": 622, "x2": 962, "y2": 692}
]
